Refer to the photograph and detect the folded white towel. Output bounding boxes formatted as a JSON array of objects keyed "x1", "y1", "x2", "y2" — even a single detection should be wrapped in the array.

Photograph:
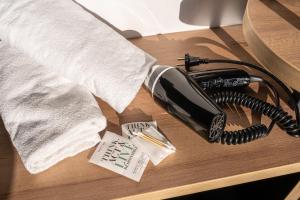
[
  {"x1": 0, "y1": 0, "x2": 156, "y2": 113},
  {"x1": 0, "y1": 42, "x2": 107, "y2": 174}
]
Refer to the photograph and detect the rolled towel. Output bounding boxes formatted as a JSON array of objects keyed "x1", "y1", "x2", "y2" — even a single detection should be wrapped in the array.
[
  {"x1": 0, "y1": 0, "x2": 156, "y2": 113},
  {"x1": 0, "y1": 42, "x2": 107, "y2": 174}
]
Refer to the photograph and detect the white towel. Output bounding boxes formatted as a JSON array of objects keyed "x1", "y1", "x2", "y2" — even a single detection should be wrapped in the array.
[
  {"x1": 0, "y1": 0, "x2": 156, "y2": 113},
  {"x1": 0, "y1": 42, "x2": 107, "y2": 174}
]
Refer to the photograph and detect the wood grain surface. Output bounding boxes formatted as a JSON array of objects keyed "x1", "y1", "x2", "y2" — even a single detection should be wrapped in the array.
[
  {"x1": 243, "y1": 0, "x2": 300, "y2": 91},
  {"x1": 1, "y1": 25, "x2": 300, "y2": 200}
]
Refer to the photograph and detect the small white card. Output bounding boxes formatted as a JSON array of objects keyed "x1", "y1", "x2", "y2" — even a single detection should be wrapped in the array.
[{"x1": 89, "y1": 131, "x2": 149, "y2": 182}]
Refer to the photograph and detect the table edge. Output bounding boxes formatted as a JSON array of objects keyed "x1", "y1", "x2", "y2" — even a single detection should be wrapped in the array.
[{"x1": 116, "y1": 162, "x2": 300, "y2": 200}]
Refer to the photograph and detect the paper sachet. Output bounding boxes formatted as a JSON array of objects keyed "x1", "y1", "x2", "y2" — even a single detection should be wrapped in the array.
[
  {"x1": 122, "y1": 122, "x2": 176, "y2": 165},
  {"x1": 121, "y1": 121, "x2": 157, "y2": 139},
  {"x1": 89, "y1": 131, "x2": 149, "y2": 182}
]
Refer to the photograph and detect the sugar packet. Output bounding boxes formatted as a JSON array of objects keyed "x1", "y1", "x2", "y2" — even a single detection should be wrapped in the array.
[{"x1": 89, "y1": 131, "x2": 149, "y2": 182}]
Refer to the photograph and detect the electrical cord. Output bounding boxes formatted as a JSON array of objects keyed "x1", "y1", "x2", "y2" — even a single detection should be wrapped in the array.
[
  {"x1": 210, "y1": 90, "x2": 298, "y2": 144},
  {"x1": 178, "y1": 54, "x2": 293, "y2": 98},
  {"x1": 178, "y1": 54, "x2": 300, "y2": 144}
]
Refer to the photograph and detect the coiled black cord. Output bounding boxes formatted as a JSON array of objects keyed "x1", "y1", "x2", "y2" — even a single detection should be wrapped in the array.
[
  {"x1": 178, "y1": 53, "x2": 300, "y2": 143},
  {"x1": 210, "y1": 90, "x2": 299, "y2": 144}
]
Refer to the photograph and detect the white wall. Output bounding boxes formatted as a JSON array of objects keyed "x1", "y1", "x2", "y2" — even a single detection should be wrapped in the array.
[{"x1": 75, "y1": 0, "x2": 247, "y2": 38}]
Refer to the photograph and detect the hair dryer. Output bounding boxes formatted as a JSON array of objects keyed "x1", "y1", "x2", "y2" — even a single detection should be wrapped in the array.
[
  {"x1": 144, "y1": 65, "x2": 226, "y2": 142},
  {"x1": 144, "y1": 54, "x2": 300, "y2": 145}
]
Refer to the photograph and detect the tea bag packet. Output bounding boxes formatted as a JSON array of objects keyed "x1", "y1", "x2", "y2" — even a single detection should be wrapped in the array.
[
  {"x1": 89, "y1": 131, "x2": 149, "y2": 182},
  {"x1": 130, "y1": 126, "x2": 176, "y2": 166},
  {"x1": 121, "y1": 121, "x2": 157, "y2": 139}
]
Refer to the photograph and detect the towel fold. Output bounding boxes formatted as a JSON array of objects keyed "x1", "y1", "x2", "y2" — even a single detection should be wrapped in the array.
[
  {"x1": 0, "y1": 0, "x2": 156, "y2": 113},
  {"x1": 0, "y1": 42, "x2": 107, "y2": 174}
]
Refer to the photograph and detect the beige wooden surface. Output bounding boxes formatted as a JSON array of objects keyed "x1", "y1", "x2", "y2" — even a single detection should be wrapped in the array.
[
  {"x1": 1, "y1": 25, "x2": 300, "y2": 200},
  {"x1": 243, "y1": 0, "x2": 300, "y2": 91},
  {"x1": 285, "y1": 180, "x2": 300, "y2": 200}
]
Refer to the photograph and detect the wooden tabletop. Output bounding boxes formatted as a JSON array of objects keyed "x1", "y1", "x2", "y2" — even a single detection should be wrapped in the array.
[
  {"x1": 243, "y1": 0, "x2": 300, "y2": 91},
  {"x1": 1, "y1": 25, "x2": 300, "y2": 200}
]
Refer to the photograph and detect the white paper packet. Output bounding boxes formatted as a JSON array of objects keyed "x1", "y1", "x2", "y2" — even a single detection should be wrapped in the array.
[
  {"x1": 131, "y1": 126, "x2": 176, "y2": 165},
  {"x1": 121, "y1": 122, "x2": 176, "y2": 165},
  {"x1": 89, "y1": 131, "x2": 149, "y2": 182},
  {"x1": 121, "y1": 121, "x2": 157, "y2": 139}
]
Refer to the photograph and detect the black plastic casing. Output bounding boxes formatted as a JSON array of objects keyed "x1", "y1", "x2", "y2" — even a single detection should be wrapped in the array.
[
  {"x1": 189, "y1": 68, "x2": 250, "y2": 90},
  {"x1": 144, "y1": 66, "x2": 226, "y2": 142}
]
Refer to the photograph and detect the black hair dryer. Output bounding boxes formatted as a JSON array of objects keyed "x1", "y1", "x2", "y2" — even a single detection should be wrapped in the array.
[
  {"x1": 144, "y1": 61, "x2": 300, "y2": 145},
  {"x1": 144, "y1": 65, "x2": 226, "y2": 142}
]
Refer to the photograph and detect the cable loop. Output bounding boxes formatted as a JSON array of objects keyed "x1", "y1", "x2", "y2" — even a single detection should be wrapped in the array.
[{"x1": 210, "y1": 91, "x2": 298, "y2": 144}]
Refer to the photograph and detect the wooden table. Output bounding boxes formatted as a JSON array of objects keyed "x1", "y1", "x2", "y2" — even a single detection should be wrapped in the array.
[
  {"x1": 243, "y1": 0, "x2": 300, "y2": 91},
  {"x1": 1, "y1": 25, "x2": 300, "y2": 200}
]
